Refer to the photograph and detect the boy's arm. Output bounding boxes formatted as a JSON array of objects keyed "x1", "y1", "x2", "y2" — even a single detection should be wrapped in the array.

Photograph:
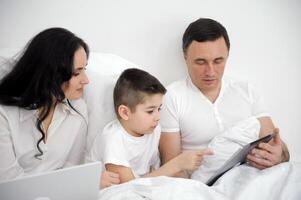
[
  {"x1": 143, "y1": 158, "x2": 181, "y2": 178},
  {"x1": 159, "y1": 132, "x2": 187, "y2": 177},
  {"x1": 105, "y1": 164, "x2": 135, "y2": 183},
  {"x1": 143, "y1": 149, "x2": 213, "y2": 178}
]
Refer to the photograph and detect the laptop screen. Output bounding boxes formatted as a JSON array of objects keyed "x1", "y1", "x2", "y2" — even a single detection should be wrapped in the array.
[{"x1": 0, "y1": 162, "x2": 101, "y2": 200}]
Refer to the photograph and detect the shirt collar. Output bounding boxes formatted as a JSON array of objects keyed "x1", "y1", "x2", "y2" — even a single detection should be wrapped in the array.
[
  {"x1": 60, "y1": 100, "x2": 78, "y2": 115},
  {"x1": 186, "y1": 75, "x2": 228, "y2": 103},
  {"x1": 19, "y1": 100, "x2": 77, "y2": 122}
]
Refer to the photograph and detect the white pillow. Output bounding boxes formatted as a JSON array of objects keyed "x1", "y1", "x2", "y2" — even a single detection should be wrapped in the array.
[
  {"x1": 83, "y1": 52, "x2": 139, "y2": 151},
  {"x1": 0, "y1": 48, "x2": 19, "y2": 80},
  {"x1": 87, "y1": 52, "x2": 139, "y2": 77}
]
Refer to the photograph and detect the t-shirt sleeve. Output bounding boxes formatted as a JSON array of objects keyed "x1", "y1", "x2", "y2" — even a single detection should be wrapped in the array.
[
  {"x1": 98, "y1": 127, "x2": 130, "y2": 168},
  {"x1": 248, "y1": 83, "x2": 270, "y2": 118},
  {"x1": 160, "y1": 90, "x2": 181, "y2": 133}
]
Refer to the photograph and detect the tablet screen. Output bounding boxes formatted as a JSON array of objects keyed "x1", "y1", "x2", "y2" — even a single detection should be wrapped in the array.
[{"x1": 206, "y1": 133, "x2": 276, "y2": 186}]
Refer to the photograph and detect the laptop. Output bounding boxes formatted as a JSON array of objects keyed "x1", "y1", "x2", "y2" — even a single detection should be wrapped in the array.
[
  {"x1": 206, "y1": 133, "x2": 276, "y2": 186},
  {"x1": 0, "y1": 162, "x2": 101, "y2": 200}
]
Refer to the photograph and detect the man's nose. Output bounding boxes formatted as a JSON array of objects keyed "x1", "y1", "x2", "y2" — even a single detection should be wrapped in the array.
[{"x1": 204, "y1": 63, "x2": 215, "y2": 76}]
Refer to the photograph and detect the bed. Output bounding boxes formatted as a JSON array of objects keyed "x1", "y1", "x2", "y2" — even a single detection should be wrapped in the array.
[
  {"x1": 1, "y1": 50, "x2": 300, "y2": 200},
  {"x1": 82, "y1": 52, "x2": 301, "y2": 200}
]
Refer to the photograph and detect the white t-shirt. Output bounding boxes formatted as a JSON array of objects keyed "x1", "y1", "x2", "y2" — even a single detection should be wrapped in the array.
[
  {"x1": 0, "y1": 99, "x2": 88, "y2": 181},
  {"x1": 89, "y1": 120, "x2": 161, "y2": 178},
  {"x1": 191, "y1": 117, "x2": 260, "y2": 183},
  {"x1": 160, "y1": 76, "x2": 269, "y2": 151}
]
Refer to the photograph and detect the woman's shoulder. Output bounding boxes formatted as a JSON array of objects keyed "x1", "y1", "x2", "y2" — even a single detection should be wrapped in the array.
[
  {"x1": 0, "y1": 104, "x2": 20, "y2": 118},
  {"x1": 67, "y1": 98, "x2": 88, "y2": 120},
  {"x1": 0, "y1": 105, "x2": 24, "y2": 131}
]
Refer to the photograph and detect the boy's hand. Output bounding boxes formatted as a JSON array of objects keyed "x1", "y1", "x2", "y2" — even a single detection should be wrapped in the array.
[
  {"x1": 176, "y1": 149, "x2": 213, "y2": 171},
  {"x1": 100, "y1": 170, "x2": 120, "y2": 189}
]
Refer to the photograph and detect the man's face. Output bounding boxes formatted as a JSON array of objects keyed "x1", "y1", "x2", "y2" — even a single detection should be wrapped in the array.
[{"x1": 184, "y1": 37, "x2": 228, "y2": 94}]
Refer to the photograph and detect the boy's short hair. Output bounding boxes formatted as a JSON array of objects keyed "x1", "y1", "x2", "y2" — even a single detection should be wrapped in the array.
[{"x1": 113, "y1": 68, "x2": 166, "y2": 117}]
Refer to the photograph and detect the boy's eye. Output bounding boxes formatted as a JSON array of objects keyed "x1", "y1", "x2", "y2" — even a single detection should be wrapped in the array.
[
  {"x1": 147, "y1": 110, "x2": 154, "y2": 114},
  {"x1": 158, "y1": 107, "x2": 161, "y2": 112}
]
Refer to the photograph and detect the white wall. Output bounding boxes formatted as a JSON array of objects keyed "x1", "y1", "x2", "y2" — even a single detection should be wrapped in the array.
[{"x1": 1, "y1": 0, "x2": 300, "y2": 161}]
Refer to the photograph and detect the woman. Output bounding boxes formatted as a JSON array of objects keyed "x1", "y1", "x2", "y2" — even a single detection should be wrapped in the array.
[{"x1": 0, "y1": 28, "x2": 119, "y2": 188}]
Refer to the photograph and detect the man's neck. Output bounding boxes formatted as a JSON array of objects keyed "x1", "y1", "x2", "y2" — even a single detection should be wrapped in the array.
[{"x1": 201, "y1": 84, "x2": 222, "y2": 103}]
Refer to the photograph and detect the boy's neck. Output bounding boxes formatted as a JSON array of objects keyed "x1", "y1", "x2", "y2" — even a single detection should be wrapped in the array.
[{"x1": 118, "y1": 119, "x2": 143, "y2": 137}]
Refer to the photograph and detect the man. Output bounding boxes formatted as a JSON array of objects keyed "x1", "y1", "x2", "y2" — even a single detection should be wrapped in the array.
[{"x1": 159, "y1": 18, "x2": 289, "y2": 176}]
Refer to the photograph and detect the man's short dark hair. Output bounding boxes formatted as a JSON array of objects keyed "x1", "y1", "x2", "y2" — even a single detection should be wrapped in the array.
[
  {"x1": 182, "y1": 18, "x2": 230, "y2": 54},
  {"x1": 113, "y1": 68, "x2": 166, "y2": 117}
]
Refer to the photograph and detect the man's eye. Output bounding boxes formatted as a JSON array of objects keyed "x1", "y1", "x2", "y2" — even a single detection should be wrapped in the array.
[
  {"x1": 196, "y1": 61, "x2": 205, "y2": 65},
  {"x1": 215, "y1": 59, "x2": 224, "y2": 64}
]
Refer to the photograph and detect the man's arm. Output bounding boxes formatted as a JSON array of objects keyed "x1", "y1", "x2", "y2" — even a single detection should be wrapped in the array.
[
  {"x1": 159, "y1": 132, "x2": 188, "y2": 177},
  {"x1": 247, "y1": 116, "x2": 290, "y2": 169},
  {"x1": 258, "y1": 117, "x2": 290, "y2": 162}
]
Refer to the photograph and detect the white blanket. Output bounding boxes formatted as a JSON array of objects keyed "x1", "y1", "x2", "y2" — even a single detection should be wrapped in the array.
[{"x1": 98, "y1": 162, "x2": 301, "y2": 200}]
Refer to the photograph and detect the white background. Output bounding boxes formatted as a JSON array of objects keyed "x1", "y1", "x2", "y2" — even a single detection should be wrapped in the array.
[{"x1": 0, "y1": 0, "x2": 300, "y2": 161}]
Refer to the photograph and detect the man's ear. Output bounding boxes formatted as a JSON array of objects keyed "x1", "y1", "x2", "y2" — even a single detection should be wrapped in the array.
[
  {"x1": 118, "y1": 105, "x2": 131, "y2": 120},
  {"x1": 183, "y1": 51, "x2": 187, "y2": 60}
]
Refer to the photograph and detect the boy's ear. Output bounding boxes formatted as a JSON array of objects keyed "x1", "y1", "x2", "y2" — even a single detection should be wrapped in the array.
[{"x1": 118, "y1": 105, "x2": 131, "y2": 120}]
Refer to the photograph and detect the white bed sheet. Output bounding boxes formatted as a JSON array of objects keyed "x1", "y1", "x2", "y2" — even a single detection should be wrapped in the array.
[{"x1": 98, "y1": 161, "x2": 301, "y2": 200}]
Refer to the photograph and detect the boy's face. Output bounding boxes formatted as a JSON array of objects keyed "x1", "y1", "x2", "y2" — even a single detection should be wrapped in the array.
[{"x1": 126, "y1": 93, "x2": 163, "y2": 137}]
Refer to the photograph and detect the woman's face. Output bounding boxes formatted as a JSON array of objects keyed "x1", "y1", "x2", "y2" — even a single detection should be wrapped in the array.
[{"x1": 62, "y1": 47, "x2": 89, "y2": 100}]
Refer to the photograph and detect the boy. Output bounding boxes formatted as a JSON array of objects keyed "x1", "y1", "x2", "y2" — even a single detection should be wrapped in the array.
[{"x1": 90, "y1": 68, "x2": 213, "y2": 184}]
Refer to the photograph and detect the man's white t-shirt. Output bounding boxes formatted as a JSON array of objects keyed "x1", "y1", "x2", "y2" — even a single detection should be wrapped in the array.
[
  {"x1": 160, "y1": 76, "x2": 269, "y2": 151},
  {"x1": 90, "y1": 120, "x2": 161, "y2": 178}
]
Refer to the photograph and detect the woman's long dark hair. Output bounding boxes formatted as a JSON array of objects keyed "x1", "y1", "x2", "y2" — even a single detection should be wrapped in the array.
[{"x1": 0, "y1": 27, "x2": 89, "y2": 158}]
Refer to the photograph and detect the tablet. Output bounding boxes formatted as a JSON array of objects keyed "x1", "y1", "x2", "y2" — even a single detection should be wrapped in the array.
[{"x1": 206, "y1": 133, "x2": 276, "y2": 186}]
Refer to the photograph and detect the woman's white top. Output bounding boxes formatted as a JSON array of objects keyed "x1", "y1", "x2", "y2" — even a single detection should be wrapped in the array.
[{"x1": 0, "y1": 99, "x2": 88, "y2": 181}]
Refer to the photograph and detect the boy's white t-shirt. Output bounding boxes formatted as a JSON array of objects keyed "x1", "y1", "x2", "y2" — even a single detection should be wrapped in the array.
[
  {"x1": 191, "y1": 117, "x2": 260, "y2": 183},
  {"x1": 90, "y1": 119, "x2": 161, "y2": 178}
]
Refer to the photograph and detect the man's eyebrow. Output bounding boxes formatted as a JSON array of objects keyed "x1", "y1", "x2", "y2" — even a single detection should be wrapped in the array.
[
  {"x1": 195, "y1": 58, "x2": 206, "y2": 61},
  {"x1": 215, "y1": 56, "x2": 225, "y2": 60}
]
